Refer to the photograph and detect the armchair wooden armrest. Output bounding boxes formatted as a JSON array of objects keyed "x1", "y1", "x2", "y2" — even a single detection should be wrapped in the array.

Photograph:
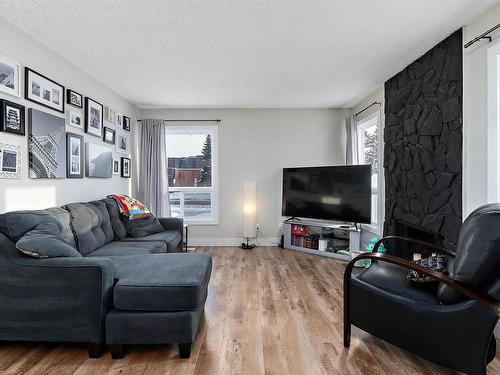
[{"x1": 343, "y1": 252, "x2": 499, "y2": 347}]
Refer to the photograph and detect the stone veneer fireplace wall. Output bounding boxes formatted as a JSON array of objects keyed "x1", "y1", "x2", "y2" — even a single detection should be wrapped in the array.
[{"x1": 384, "y1": 29, "x2": 463, "y2": 258}]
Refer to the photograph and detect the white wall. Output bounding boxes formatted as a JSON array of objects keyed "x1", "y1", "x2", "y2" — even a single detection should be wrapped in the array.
[
  {"x1": 140, "y1": 108, "x2": 348, "y2": 245},
  {"x1": 463, "y1": 1, "x2": 500, "y2": 216},
  {"x1": 0, "y1": 19, "x2": 139, "y2": 212},
  {"x1": 462, "y1": 1, "x2": 500, "y2": 340}
]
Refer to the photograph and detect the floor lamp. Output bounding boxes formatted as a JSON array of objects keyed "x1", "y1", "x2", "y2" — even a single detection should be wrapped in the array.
[{"x1": 241, "y1": 181, "x2": 256, "y2": 249}]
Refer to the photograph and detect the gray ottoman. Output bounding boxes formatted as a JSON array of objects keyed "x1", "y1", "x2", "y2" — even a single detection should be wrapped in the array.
[{"x1": 105, "y1": 253, "x2": 212, "y2": 358}]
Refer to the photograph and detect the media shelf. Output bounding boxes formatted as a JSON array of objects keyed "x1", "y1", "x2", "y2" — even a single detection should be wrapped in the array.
[{"x1": 282, "y1": 220, "x2": 360, "y2": 261}]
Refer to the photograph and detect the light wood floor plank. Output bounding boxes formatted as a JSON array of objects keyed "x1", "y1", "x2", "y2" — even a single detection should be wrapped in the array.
[{"x1": 0, "y1": 247, "x2": 498, "y2": 374}]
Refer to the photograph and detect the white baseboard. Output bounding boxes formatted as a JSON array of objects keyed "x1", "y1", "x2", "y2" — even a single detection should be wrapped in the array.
[{"x1": 187, "y1": 237, "x2": 280, "y2": 247}]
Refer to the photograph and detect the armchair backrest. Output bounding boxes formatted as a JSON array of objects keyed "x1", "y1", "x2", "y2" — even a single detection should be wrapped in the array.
[{"x1": 438, "y1": 204, "x2": 500, "y2": 304}]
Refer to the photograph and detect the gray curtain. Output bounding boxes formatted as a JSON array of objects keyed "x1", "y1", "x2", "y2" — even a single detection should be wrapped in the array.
[
  {"x1": 345, "y1": 114, "x2": 358, "y2": 165},
  {"x1": 138, "y1": 119, "x2": 170, "y2": 217}
]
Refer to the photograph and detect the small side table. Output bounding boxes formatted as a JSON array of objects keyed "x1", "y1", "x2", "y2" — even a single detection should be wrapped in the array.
[{"x1": 183, "y1": 224, "x2": 189, "y2": 252}]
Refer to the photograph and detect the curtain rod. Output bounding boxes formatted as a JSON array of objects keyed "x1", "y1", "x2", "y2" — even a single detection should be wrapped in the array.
[
  {"x1": 464, "y1": 22, "x2": 500, "y2": 48},
  {"x1": 355, "y1": 102, "x2": 381, "y2": 117},
  {"x1": 137, "y1": 119, "x2": 221, "y2": 122}
]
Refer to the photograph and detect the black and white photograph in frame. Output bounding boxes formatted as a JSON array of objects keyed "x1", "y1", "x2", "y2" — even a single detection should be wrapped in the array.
[
  {"x1": 103, "y1": 126, "x2": 115, "y2": 144},
  {"x1": 25, "y1": 67, "x2": 65, "y2": 113},
  {"x1": 0, "y1": 55, "x2": 20, "y2": 97},
  {"x1": 0, "y1": 142, "x2": 21, "y2": 179},
  {"x1": 115, "y1": 131, "x2": 129, "y2": 154},
  {"x1": 116, "y1": 112, "x2": 123, "y2": 128},
  {"x1": 121, "y1": 157, "x2": 131, "y2": 178},
  {"x1": 123, "y1": 116, "x2": 130, "y2": 131},
  {"x1": 113, "y1": 158, "x2": 120, "y2": 176},
  {"x1": 28, "y1": 108, "x2": 66, "y2": 179},
  {"x1": 68, "y1": 110, "x2": 83, "y2": 129},
  {"x1": 85, "y1": 97, "x2": 103, "y2": 138},
  {"x1": 86, "y1": 142, "x2": 112, "y2": 178},
  {"x1": 0, "y1": 99, "x2": 25, "y2": 135},
  {"x1": 66, "y1": 132, "x2": 83, "y2": 179},
  {"x1": 67, "y1": 89, "x2": 83, "y2": 108}
]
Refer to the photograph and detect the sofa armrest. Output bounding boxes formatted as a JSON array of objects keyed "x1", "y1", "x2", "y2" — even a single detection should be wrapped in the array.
[
  {"x1": 4, "y1": 256, "x2": 115, "y2": 343},
  {"x1": 158, "y1": 217, "x2": 184, "y2": 234}
]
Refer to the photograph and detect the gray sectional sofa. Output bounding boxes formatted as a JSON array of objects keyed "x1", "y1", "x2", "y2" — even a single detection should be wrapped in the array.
[{"x1": 0, "y1": 198, "x2": 212, "y2": 359}]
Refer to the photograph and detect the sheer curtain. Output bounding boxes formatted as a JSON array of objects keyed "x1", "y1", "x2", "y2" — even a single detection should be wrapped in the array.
[
  {"x1": 138, "y1": 119, "x2": 170, "y2": 217},
  {"x1": 345, "y1": 114, "x2": 358, "y2": 165}
]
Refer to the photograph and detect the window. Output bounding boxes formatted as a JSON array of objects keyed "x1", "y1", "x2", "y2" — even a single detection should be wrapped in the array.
[
  {"x1": 356, "y1": 111, "x2": 381, "y2": 233},
  {"x1": 166, "y1": 125, "x2": 218, "y2": 225}
]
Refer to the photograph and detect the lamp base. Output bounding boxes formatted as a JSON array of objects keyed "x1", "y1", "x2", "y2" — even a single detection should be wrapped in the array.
[
  {"x1": 240, "y1": 243, "x2": 256, "y2": 250},
  {"x1": 240, "y1": 237, "x2": 256, "y2": 250}
]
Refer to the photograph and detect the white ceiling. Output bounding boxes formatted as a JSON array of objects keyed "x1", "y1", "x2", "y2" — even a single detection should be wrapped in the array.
[{"x1": 0, "y1": 0, "x2": 496, "y2": 108}]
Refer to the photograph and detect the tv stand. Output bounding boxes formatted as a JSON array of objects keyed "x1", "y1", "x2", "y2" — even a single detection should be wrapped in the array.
[{"x1": 282, "y1": 219, "x2": 360, "y2": 261}]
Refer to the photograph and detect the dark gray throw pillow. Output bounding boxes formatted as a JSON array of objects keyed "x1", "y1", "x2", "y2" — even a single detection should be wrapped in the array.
[
  {"x1": 122, "y1": 215, "x2": 165, "y2": 238},
  {"x1": 16, "y1": 222, "x2": 81, "y2": 258}
]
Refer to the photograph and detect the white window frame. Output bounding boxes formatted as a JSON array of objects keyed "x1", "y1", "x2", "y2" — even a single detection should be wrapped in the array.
[
  {"x1": 356, "y1": 110, "x2": 383, "y2": 235},
  {"x1": 166, "y1": 125, "x2": 219, "y2": 225}
]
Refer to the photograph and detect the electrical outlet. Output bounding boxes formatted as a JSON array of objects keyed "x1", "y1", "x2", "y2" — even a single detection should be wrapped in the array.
[{"x1": 256, "y1": 224, "x2": 261, "y2": 232}]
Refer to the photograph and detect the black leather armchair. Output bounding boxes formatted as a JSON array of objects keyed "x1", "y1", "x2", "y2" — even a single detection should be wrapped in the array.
[{"x1": 344, "y1": 204, "x2": 500, "y2": 375}]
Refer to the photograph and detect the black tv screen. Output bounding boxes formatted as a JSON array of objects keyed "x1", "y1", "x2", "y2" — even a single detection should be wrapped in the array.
[{"x1": 282, "y1": 165, "x2": 372, "y2": 223}]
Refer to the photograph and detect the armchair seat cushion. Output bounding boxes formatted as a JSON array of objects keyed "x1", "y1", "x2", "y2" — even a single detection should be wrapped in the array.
[
  {"x1": 111, "y1": 253, "x2": 212, "y2": 311},
  {"x1": 85, "y1": 241, "x2": 167, "y2": 257},
  {"x1": 354, "y1": 262, "x2": 439, "y2": 304},
  {"x1": 121, "y1": 230, "x2": 182, "y2": 251}
]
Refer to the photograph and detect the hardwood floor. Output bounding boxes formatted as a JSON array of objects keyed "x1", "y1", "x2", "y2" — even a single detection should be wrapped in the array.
[{"x1": 0, "y1": 247, "x2": 499, "y2": 374}]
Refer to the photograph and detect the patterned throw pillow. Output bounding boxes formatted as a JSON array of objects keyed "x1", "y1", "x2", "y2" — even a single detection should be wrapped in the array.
[
  {"x1": 407, "y1": 255, "x2": 448, "y2": 283},
  {"x1": 108, "y1": 194, "x2": 151, "y2": 220}
]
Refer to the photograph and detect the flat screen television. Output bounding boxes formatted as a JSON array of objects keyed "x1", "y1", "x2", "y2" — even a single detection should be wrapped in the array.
[{"x1": 282, "y1": 165, "x2": 372, "y2": 223}]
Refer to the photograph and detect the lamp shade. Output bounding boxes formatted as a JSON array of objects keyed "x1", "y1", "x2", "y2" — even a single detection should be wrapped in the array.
[{"x1": 242, "y1": 181, "x2": 257, "y2": 238}]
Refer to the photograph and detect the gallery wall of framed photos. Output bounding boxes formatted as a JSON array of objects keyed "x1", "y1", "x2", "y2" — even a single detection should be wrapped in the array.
[{"x1": 0, "y1": 20, "x2": 139, "y2": 213}]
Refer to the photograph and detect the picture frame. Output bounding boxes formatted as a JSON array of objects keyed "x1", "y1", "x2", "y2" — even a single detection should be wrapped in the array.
[
  {"x1": 25, "y1": 67, "x2": 65, "y2": 113},
  {"x1": 113, "y1": 158, "x2": 120, "y2": 175},
  {"x1": 116, "y1": 113, "x2": 123, "y2": 128},
  {"x1": 0, "y1": 99, "x2": 25, "y2": 135},
  {"x1": 28, "y1": 108, "x2": 66, "y2": 179},
  {"x1": 104, "y1": 106, "x2": 115, "y2": 123},
  {"x1": 84, "y1": 97, "x2": 103, "y2": 138},
  {"x1": 0, "y1": 142, "x2": 21, "y2": 179},
  {"x1": 115, "y1": 131, "x2": 129, "y2": 154},
  {"x1": 121, "y1": 157, "x2": 131, "y2": 178},
  {"x1": 66, "y1": 132, "x2": 84, "y2": 179},
  {"x1": 123, "y1": 116, "x2": 130, "y2": 131},
  {"x1": 86, "y1": 142, "x2": 112, "y2": 178},
  {"x1": 68, "y1": 110, "x2": 83, "y2": 129},
  {"x1": 0, "y1": 55, "x2": 20, "y2": 97},
  {"x1": 67, "y1": 89, "x2": 83, "y2": 108},
  {"x1": 103, "y1": 126, "x2": 116, "y2": 144}
]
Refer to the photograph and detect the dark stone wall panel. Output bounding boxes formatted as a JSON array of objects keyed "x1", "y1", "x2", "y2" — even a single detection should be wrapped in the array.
[{"x1": 384, "y1": 29, "x2": 463, "y2": 254}]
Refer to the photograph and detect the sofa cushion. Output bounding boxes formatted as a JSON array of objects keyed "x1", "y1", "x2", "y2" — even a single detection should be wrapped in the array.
[
  {"x1": 0, "y1": 207, "x2": 75, "y2": 247},
  {"x1": 354, "y1": 262, "x2": 439, "y2": 304},
  {"x1": 122, "y1": 215, "x2": 165, "y2": 238},
  {"x1": 111, "y1": 253, "x2": 212, "y2": 311},
  {"x1": 122, "y1": 230, "x2": 182, "y2": 251},
  {"x1": 101, "y1": 198, "x2": 127, "y2": 240},
  {"x1": 86, "y1": 241, "x2": 167, "y2": 257},
  {"x1": 64, "y1": 201, "x2": 114, "y2": 256},
  {"x1": 16, "y1": 221, "x2": 81, "y2": 258}
]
